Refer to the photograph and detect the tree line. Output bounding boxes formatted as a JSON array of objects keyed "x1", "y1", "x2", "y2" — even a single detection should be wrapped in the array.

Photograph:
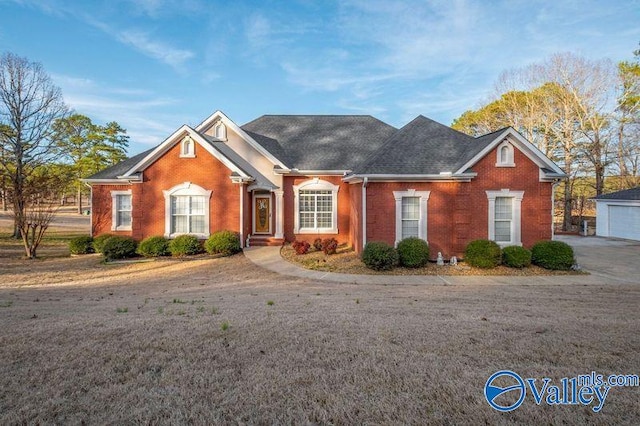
[
  {"x1": 0, "y1": 52, "x2": 128, "y2": 258},
  {"x1": 452, "y1": 47, "x2": 640, "y2": 231}
]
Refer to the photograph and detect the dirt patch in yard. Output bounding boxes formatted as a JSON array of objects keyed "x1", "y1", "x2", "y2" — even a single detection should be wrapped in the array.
[
  {"x1": 281, "y1": 245, "x2": 583, "y2": 276},
  {"x1": 0, "y1": 252, "x2": 638, "y2": 424}
]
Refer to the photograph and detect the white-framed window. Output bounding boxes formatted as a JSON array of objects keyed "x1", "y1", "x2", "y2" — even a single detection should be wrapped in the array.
[
  {"x1": 486, "y1": 189, "x2": 524, "y2": 246},
  {"x1": 180, "y1": 135, "x2": 195, "y2": 158},
  {"x1": 163, "y1": 182, "x2": 212, "y2": 238},
  {"x1": 393, "y1": 189, "x2": 430, "y2": 245},
  {"x1": 293, "y1": 178, "x2": 339, "y2": 234},
  {"x1": 110, "y1": 190, "x2": 132, "y2": 231},
  {"x1": 496, "y1": 141, "x2": 515, "y2": 167}
]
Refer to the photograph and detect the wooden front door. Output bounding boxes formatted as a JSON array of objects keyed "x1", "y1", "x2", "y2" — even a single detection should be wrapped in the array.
[{"x1": 254, "y1": 195, "x2": 271, "y2": 234}]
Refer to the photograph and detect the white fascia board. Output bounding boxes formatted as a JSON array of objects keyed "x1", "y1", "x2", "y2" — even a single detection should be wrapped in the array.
[
  {"x1": 454, "y1": 128, "x2": 566, "y2": 175},
  {"x1": 121, "y1": 125, "x2": 251, "y2": 179},
  {"x1": 81, "y1": 178, "x2": 141, "y2": 185},
  {"x1": 343, "y1": 174, "x2": 475, "y2": 183},
  {"x1": 277, "y1": 169, "x2": 350, "y2": 176},
  {"x1": 195, "y1": 110, "x2": 289, "y2": 170}
]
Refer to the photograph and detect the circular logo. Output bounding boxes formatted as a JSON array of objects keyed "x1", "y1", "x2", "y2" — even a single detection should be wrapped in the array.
[{"x1": 484, "y1": 370, "x2": 526, "y2": 412}]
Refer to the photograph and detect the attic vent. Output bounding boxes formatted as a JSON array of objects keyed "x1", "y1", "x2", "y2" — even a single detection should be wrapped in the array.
[
  {"x1": 180, "y1": 135, "x2": 195, "y2": 158},
  {"x1": 215, "y1": 121, "x2": 227, "y2": 140}
]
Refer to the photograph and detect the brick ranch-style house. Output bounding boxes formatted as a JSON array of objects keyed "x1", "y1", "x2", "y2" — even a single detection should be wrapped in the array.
[{"x1": 84, "y1": 110, "x2": 566, "y2": 259}]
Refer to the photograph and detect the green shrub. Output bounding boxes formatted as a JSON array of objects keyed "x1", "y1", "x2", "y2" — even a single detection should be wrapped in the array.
[
  {"x1": 69, "y1": 235, "x2": 94, "y2": 255},
  {"x1": 321, "y1": 238, "x2": 338, "y2": 255},
  {"x1": 204, "y1": 230, "x2": 241, "y2": 256},
  {"x1": 397, "y1": 237, "x2": 430, "y2": 268},
  {"x1": 464, "y1": 239, "x2": 502, "y2": 269},
  {"x1": 102, "y1": 236, "x2": 137, "y2": 261},
  {"x1": 93, "y1": 233, "x2": 114, "y2": 254},
  {"x1": 292, "y1": 240, "x2": 310, "y2": 255},
  {"x1": 362, "y1": 241, "x2": 399, "y2": 271},
  {"x1": 502, "y1": 245, "x2": 532, "y2": 268},
  {"x1": 313, "y1": 238, "x2": 323, "y2": 251},
  {"x1": 531, "y1": 240, "x2": 574, "y2": 270},
  {"x1": 169, "y1": 235, "x2": 202, "y2": 257},
  {"x1": 137, "y1": 236, "x2": 170, "y2": 257}
]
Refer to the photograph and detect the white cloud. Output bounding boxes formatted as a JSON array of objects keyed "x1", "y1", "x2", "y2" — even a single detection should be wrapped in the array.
[{"x1": 116, "y1": 29, "x2": 195, "y2": 71}]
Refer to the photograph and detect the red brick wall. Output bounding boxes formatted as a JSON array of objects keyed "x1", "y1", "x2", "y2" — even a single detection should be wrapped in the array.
[
  {"x1": 91, "y1": 141, "x2": 241, "y2": 240},
  {"x1": 282, "y1": 175, "x2": 351, "y2": 245},
  {"x1": 365, "y1": 144, "x2": 554, "y2": 259}
]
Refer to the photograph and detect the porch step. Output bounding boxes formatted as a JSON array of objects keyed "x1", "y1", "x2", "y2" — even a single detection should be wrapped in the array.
[{"x1": 248, "y1": 236, "x2": 285, "y2": 247}]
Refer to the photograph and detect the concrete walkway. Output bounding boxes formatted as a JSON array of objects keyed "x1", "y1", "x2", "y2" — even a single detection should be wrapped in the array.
[{"x1": 243, "y1": 235, "x2": 640, "y2": 285}]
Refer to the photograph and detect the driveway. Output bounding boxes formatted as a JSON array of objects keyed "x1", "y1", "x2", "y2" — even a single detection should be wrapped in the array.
[{"x1": 556, "y1": 235, "x2": 640, "y2": 284}]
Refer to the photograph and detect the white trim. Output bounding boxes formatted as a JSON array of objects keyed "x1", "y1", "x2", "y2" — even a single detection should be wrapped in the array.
[
  {"x1": 393, "y1": 189, "x2": 430, "y2": 246},
  {"x1": 455, "y1": 128, "x2": 565, "y2": 176},
  {"x1": 110, "y1": 190, "x2": 132, "y2": 231},
  {"x1": 343, "y1": 174, "x2": 475, "y2": 183},
  {"x1": 495, "y1": 141, "x2": 515, "y2": 167},
  {"x1": 195, "y1": 110, "x2": 289, "y2": 170},
  {"x1": 293, "y1": 178, "x2": 339, "y2": 234},
  {"x1": 274, "y1": 190, "x2": 284, "y2": 239},
  {"x1": 239, "y1": 184, "x2": 244, "y2": 248},
  {"x1": 163, "y1": 182, "x2": 212, "y2": 239},
  {"x1": 122, "y1": 125, "x2": 250, "y2": 179},
  {"x1": 486, "y1": 189, "x2": 524, "y2": 247},
  {"x1": 277, "y1": 169, "x2": 350, "y2": 176},
  {"x1": 253, "y1": 193, "x2": 272, "y2": 235}
]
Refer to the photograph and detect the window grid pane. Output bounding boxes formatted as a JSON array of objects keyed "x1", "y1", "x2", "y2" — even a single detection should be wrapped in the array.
[
  {"x1": 495, "y1": 197, "x2": 512, "y2": 220},
  {"x1": 494, "y1": 197, "x2": 512, "y2": 242},
  {"x1": 298, "y1": 190, "x2": 334, "y2": 229},
  {"x1": 402, "y1": 220, "x2": 419, "y2": 239},
  {"x1": 171, "y1": 195, "x2": 206, "y2": 234},
  {"x1": 402, "y1": 197, "x2": 420, "y2": 220},
  {"x1": 495, "y1": 221, "x2": 511, "y2": 242},
  {"x1": 116, "y1": 194, "x2": 132, "y2": 228}
]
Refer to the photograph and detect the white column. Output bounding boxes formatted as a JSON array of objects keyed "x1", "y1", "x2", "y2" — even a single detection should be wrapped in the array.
[
  {"x1": 274, "y1": 189, "x2": 284, "y2": 239},
  {"x1": 239, "y1": 184, "x2": 244, "y2": 247}
]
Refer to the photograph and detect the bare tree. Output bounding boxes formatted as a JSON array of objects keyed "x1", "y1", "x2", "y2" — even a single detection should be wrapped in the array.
[{"x1": 0, "y1": 52, "x2": 67, "y2": 257}]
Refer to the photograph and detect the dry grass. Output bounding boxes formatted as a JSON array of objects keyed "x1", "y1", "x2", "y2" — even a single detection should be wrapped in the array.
[
  {"x1": 0, "y1": 253, "x2": 639, "y2": 424},
  {"x1": 0, "y1": 213, "x2": 637, "y2": 423},
  {"x1": 281, "y1": 245, "x2": 583, "y2": 276}
]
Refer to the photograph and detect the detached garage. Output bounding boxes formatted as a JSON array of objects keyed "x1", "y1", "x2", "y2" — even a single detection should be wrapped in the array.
[{"x1": 594, "y1": 187, "x2": 640, "y2": 241}]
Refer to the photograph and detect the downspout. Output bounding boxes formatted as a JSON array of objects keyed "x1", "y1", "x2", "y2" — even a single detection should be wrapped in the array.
[
  {"x1": 362, "y1": 177, "x2": 368, "y2": 250},
  {"x1": 84, "y1": 182, "x2": 93, "y2": 237},
  {"x1": 551, "y1": 180, "x2": 561, "y2": 240}
]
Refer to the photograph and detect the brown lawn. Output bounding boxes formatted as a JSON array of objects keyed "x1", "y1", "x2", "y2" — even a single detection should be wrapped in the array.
[{"x1": 0, "y1": 212, "x2": 639, "y2": 424}]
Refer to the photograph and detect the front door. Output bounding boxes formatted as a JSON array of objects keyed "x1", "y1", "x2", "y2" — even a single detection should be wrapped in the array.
[{"x1": 254, "y1": 195, "x2": 271, "y2": 234}]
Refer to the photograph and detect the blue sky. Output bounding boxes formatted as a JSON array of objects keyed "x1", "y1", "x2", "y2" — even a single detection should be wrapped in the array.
[{"x1": 0, "y1": 0, "x2": 638, "y2": 155}]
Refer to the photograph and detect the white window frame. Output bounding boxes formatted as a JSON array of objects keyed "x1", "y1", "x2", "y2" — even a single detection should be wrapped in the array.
[
  {"x1": 486, "y1": 189, "x2": 524, "y2": 246},
  {"x1": 110, "y1": 190, "x2": 132, "y2": 231},
  {"x1": 393, "y1": 189, "x2": 430, "y2": 246},
  {"x1": 496, "y1": 141, "x2": 515, "y2": 167},
  {"x1": 180, "y1": 135, "x2": 195, "y2": 158},
  {"x1": 293, "y1": 178, "x2": 339, "y2": 234},
  {"x1": 163, "y1": 182, "x2": 212, "y2": 238}
]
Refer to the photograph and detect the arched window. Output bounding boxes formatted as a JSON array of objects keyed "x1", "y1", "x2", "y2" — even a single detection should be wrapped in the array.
[
  {"x1": 214, "y1": 122, "x2": 227, "y2": 140},
  {"x1": 292, "y1": 178, "x2": 339, "y2": 234},
  {"x1": 496, "y1": 141, "x2": 514, "y2": 167},
  {"x1": 180, "y1": 136, "x2": 195, "y2": 158},
  {"x1": 163, "y1": 182, "x2": 212, "y2": 238}
]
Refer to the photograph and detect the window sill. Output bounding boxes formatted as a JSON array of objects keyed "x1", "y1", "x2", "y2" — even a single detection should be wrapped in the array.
[
  {"x1": 165, "y1": 232, "x2": 210, "y2": 239},
  {"x1": 179, "y1": 154, "x2": 196, "y2": 158},
  {"x1": 295, "y1": 228, "x2": 339, "y2": 235},
  {"x1": 111, "y1": 226, "x2": 132, "y2": 231},
  {"x1": 495, "y1": 163, "x2": 515, "y2": 167}
]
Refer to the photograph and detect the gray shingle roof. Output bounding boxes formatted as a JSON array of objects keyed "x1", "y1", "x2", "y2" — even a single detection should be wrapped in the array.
[
  {"x1": 593, "y1": 187, "x2": 640, "y2": 200},
  {"x1": 354, "y1": 116, "x2": 499, "y2": 175},
  {"x1": 85, "y1": 148, "x2": 154, "y2": 179},
  {"x1": 241, "y1": 115, "x2": 397, "y2": 170}
]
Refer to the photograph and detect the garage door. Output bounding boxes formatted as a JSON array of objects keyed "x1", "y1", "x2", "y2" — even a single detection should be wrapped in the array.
[{"x1": 609, "y1": 205, "x2": 640, "y2": 241}]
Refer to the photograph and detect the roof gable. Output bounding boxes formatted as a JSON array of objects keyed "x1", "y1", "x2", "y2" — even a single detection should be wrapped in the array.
[{"x1": 354, "y1": 115, "x2": 481, "y2": 175}]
